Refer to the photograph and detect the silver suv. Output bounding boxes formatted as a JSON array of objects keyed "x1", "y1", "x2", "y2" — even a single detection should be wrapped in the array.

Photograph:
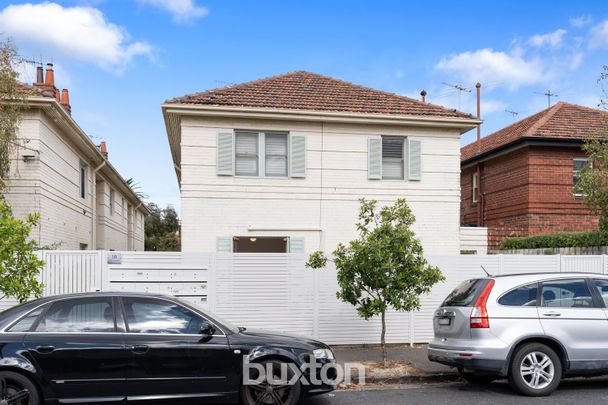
[{"x1": 428, "y1": 272, "x2": 608, "y2": 396}]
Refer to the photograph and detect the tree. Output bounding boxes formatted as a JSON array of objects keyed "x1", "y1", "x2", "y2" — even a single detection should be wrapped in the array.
[
  {"x1": 0, "y1": 38, "x2": 27, "y2": 192},
  {"x1": 576, "y1": 66, "x2": 608, "y2": 231},
  {"x1": 0, "y1": 200, "x2": 44, "y2": 303},
  {"x1": 145, "y1": 203, "x2": 180, "y2": 251},
  {"x1": 125, "y1": 177, "x2": 149, "y2": 201},
  {"x1": 306, "y1": 198, "x2": 445, "y2": 363}
]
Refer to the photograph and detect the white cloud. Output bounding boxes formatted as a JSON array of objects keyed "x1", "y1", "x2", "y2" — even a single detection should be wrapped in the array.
[
  {"x1": 590, "y1": 20, "x2": 608, "y2": 49},
  {"x1": 529, "y1": 29, "x2": 567, "y2": 48},
  {"x1": 435, "y1": 48, "x2": 546, "y2": 91},
  {"x1": 137, "y1": 0, "x2": 208, "y2": 22},
  {"x1": 480, "y1": 99, "x2": 507, "y2": 115},
  {"x1": 570, "y1": 15, "x2": 593, "y2": 28},
  {"x1": 0, "y1": 3, "x2": 153, "y2": 73}
]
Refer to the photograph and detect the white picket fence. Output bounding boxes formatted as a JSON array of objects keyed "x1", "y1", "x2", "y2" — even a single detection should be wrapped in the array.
[{"x1": 3, "y1": 252, "x2": 608, "y2": 345}]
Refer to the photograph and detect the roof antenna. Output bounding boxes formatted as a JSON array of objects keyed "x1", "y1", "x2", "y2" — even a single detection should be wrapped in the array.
[
  {"x1": 442, "y1": 82, "x2": 471, "y2": 111},
  {"x1": 481, "y1": 265, "x2": 492, "y2": 277},
  {"x1": 534, "y1": 90, "x2": 558, "y2": 108}
]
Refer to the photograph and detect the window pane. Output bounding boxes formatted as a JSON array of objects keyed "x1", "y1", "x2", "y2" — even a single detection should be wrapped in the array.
[
  {"x1": 442, "y1": 279, "x2": 489, "y2": 307},
  {"x1": 498, "y1": 283, "x2": 538, "y2": 306},
  {"x1": 265, "y1": 134, "x2": 288, "y2": 177},
  {"x1": 235, "y1": 132, "x2": 258, "y2": 176},
  {"x1": 541, "y1": 279, "x2": 593, "y2": 308},
  {"x1": 382, "y1": 160, "x2": 403, "y2": 179},
  {"x1": 593, "y1": 279, "x2": 608, "y2": 307},
  {"x1": 573, "y1": 159, "x2": 589, "y2": 194},
  {"x1": 36, "y1": 298, "x2": 115, "y2": 333},
  {"x1": 123, "y1": 298, "x2": 204, "y2": 334},
  {"x1": 8, "y1": 306, "x2": 46, "y2": 332},
  {"x1": 382, "y1": 137, "x2": 403, "y2": 159}
]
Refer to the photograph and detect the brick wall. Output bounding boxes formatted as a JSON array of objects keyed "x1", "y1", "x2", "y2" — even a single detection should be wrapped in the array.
[{"x1": 461, "y1": 144, "x2": 599, "y2": 251}]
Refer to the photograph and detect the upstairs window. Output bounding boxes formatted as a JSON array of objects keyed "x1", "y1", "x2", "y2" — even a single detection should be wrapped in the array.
[
  {"x1": 472, "y1": 173, "x2": 479, "y2": 204},
  {"x1": 381, "y1": 136, "x2": 404, "y2": 180},
  {"x1": 573, "y1": 158, "x2": 589, "y2": 196},
  {"x1": 235, "y1": 131, "x2": 289, "y2": 177},
  {"x1": 79, "y1": 161, "x2": 87, "y2": 199},
  {"x1": 109, "y1": 189, "x2": 115, "y2": 215}
]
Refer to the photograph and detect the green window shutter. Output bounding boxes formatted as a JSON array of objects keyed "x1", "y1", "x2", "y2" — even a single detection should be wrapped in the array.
[
  {"x1": 289, "y1": 135, "x2": 306, "y2": 178},
  {"x1": 289, "y1": 237, "x2": 305, "y2": 253},
  {"x1": 216, "y1": 237, "x2": 233, "y2": 252},
  {"x1": 408, "y1": 139, "x2": 421, "y2": 181},
  {"x1": 217, "y1": 131, "x2": 234, "y2": 176},
  {"x1": 368, "y1": 137, "x2": 382, "y2": 179}
]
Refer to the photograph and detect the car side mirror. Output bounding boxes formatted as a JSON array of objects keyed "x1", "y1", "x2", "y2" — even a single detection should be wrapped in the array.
[{"x1": 200, "y1": 321, "x2": 216, "y2": 336}]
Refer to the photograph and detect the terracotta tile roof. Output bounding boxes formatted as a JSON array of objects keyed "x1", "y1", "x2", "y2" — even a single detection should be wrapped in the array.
[
  {"x1": 461, "y1": 102, "x2": 608, "y2": 162},
  {"x1": 166, "y1": 71, "x2": 473, "y2": 119}
]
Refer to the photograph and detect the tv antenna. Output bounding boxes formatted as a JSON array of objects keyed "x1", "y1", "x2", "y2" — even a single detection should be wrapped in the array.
[
  {"x1": 442, "y1": 82, "x2": 471, "y2": 110},
  {"x1": 505, "y1": 109, "x2": 519, "y2": 118},
  {"x1": 534, "y1": 90, "x2": 558, "y2": 108}
]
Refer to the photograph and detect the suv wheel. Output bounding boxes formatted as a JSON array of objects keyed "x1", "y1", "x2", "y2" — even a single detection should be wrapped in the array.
[
  {"x1": 457, "y1": 368, "x2": 497, "y2": 384},
  {"x1": 509, "y1": 343, "x2": 561, "y2": 396}
]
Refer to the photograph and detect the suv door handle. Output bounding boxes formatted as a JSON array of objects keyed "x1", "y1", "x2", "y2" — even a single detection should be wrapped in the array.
[
  {"x1": 542, "y1": 312, "x2": 561, "y2": 317},
  {"x1": 130, "y1": 345, "x2": 149, "y2": 354},
  {"x1": 36, "y1": 345, "x2": 55, "y2": 354}
]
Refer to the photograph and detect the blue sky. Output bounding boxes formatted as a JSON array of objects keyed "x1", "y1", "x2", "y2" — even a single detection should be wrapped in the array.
[{"x1": 2, "y1": 0, "x2": 608, "y2": 211}]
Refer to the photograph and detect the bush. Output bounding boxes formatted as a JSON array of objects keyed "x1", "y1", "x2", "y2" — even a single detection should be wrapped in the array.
[{"x1": 500, "y1": 231, "x2": 608, "y2": 250}]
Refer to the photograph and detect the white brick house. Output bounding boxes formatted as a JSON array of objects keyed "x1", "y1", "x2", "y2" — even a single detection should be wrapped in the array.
[
  {"x1": 5, "y1": 64, "x2": 148, "y2": 250},
  {"x1": 163, "y1": 72, "x2": 479, "y2": 254}
]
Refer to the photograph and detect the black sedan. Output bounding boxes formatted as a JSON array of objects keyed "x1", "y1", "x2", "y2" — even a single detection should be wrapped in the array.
[{"x1": 0, "y1": 292, "x2": 336, "y2": 404}]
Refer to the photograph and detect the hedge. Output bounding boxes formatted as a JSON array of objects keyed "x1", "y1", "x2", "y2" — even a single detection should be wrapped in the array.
[{"x1": 499, "y1": 231, "x2": 608, "y2": 250}]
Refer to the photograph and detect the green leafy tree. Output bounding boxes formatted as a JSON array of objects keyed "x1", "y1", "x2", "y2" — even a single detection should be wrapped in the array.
[
  {"x1": 306, "y1": 198, "x2": 445, "y2": 362},
  {"x1": 145, "y1": 203, "x2": 180, "y2": 251},
  {"x1": 0, "y1": 38, "x2": 27, "y2": 192},
  {"x1": 0, "y1": 200, "x2": 44, "y2": 303},
  {"x1": 576, "y1": 66, "x2": 608, "y2": 231}
]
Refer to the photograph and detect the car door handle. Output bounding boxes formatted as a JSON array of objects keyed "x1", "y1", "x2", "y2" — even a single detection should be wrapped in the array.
[
  {"x1": 543, "y1": 312, "x2": 561, "y2": 317},
  {"x1": 36, "y1": 345, "x2": 55, "y2": 354},
  {"x1": 130, "y1": 345, "x2": 149, "y2": 354}
]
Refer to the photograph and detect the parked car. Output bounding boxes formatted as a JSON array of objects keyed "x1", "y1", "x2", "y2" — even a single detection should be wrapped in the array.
[
  {"x1": 428, "y1": 272, "x2": 608, "y2": 396},
  {"x1": 0, "y1": 292, "x2": 335, "y2": 405}
]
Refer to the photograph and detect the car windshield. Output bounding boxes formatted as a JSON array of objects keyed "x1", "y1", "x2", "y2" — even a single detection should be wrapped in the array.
[
  {"x1": 442, "y1": 279, "x2": 488, "y2": 307},
  {"x1": 174, "y1": 297, "x2": 240, "y2": 334}
]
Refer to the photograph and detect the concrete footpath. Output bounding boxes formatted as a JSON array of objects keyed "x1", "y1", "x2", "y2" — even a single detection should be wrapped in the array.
[{"x1": 332, "y1": 346, "x2": 460, "y2": 385}]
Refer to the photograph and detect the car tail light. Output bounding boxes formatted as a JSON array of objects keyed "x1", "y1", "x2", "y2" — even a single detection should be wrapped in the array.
[{"x1": 470, "y1": 279, "x2": 495, "y2": 329}]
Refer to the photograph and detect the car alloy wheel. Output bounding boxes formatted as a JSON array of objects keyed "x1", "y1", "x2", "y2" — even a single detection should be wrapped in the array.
[
  {"x1": 0, "y1": 373, "x2": 33, "y2": 405},
  {"x1": 519, "y1": 351, "x2": 554, "y2": 390},
  {"x1": 242, "y1": 360, "x2": 301, "y2": 405}
]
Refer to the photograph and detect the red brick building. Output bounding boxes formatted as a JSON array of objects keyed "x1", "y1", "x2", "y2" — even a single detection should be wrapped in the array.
[{"x1": 461, "y1": 102, "x2": 607, "y2": 250}]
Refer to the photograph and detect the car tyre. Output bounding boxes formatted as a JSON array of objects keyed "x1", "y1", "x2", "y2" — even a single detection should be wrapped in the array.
[
  {"x1": 509, "y1": 343, "x2": 562, "y2": 397},
  {"x1": 457, "y1": 368, "x2": 497, "y2": 384},
  {"x1": 0, "y1": 371, "x2": 41, "y2": 405},
  {"x1": 241, "y1": 360, "x2": 301, "y2": 405}
]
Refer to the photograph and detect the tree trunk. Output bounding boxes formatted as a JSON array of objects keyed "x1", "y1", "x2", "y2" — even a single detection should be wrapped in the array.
[{"x1": 381, "y1": 310, "x2": 387, "y2": 365}]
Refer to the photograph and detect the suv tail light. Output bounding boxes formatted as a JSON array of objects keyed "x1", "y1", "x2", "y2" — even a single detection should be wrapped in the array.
[{"x1": 470, "y1": 279, "x2": 495, "y2": 329}]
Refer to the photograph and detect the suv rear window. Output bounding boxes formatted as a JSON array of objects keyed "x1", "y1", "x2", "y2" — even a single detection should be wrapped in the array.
[{"x1": 442, "y1": 279, "x2": 489, "y2": 307}]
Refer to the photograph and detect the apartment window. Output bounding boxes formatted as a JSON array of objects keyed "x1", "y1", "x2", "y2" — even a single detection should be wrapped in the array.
[
  {"x1": 109, "y1": 189, "x2": 115, "y2": 215},
  {"x1": 122, "y1": 198, "x2": 126, "y2": 222},
  {"x1": 79, "y1": 161, "x2": 87, "y2": 199},
  {"x1": 573, "y1": 158, "x2": 589, "y2": 195},
  {"x1": 381, "y1": 136, "x2": 404, "y2": 180},
  {"x1": 234, "y1": 131, "x2": 289, "y2": 177},
  {"x1": 472, "y1": 173, "x2": 479, "y2": 204}
]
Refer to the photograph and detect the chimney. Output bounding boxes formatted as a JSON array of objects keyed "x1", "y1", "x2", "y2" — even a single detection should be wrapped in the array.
[
  {"x1": 420, "y1": 90, "x2": 427, "y2": 103},
  {"x1": 100, "y1": 141, "x2": 108, "y2": 159},
  {"x1": 44, "y1": 63, "x2": 55, "y2": 87},
  {"x1": 60, "y1": 89, "x2": 71, "y2": 114},
  {"x1": 36, "y1": 66, "x2": 44, "y2": 84}
]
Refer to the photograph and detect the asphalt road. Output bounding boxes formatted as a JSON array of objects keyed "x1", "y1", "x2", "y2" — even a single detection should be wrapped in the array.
[{"x1": 301, "y1": 378, "x2": 608, "y2": 405}]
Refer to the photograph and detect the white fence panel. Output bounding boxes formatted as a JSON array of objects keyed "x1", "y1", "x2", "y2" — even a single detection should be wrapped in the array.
[
  {"x1": 39, "y1": 250, "x2": 104, "y2": 295},
  {"x1": 561, "y1": 255, "x2": 604, "y2": 274},
  {"x1": 459, "y1": 227, "x2": 488, "y2": 255},
  {"x1": 500, "y1": 255, "x2": 560, "y2": 274}
]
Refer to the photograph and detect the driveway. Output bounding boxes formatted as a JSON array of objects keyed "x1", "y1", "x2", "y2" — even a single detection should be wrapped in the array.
[{"x1": 301, "y1": 378, "x2": 608, "y2": 405}]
